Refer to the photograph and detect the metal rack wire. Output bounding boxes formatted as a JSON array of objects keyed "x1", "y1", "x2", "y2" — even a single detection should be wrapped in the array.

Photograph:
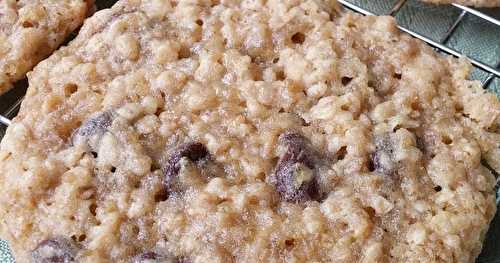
[
  {"x1": 0, "y1": 0, "x2": 499, "y2": 129},
  {"x1": 339, "y1": 0, "x2": 500, "y2": 78}
]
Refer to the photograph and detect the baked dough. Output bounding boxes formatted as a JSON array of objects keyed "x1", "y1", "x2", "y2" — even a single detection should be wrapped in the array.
[
  {"x1": 0, "y1": 0, "x2": 94, "y2": 95},
  {"x1": 0, "y1": 0, "x2": 498, "y2": 262}
]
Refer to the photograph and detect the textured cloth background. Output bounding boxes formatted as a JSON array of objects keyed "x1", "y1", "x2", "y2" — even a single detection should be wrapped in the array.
[
  {"x1": 0, "y1": 0, "x2": 498, "y2": 262},
  {"x1": 0, "y1": 240, "x2": 13, "y2": 262}
]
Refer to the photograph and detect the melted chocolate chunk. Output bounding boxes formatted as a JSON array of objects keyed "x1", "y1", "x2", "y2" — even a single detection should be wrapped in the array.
[
  {"x1": 165, "y1": 142, "x2": 209, "y2": 180},
  {"x1": 159, "y1": 142, "x2": 209, "y2": 200},
  {"x1": 372, "y1": 134, "x2": 397, "y2": 176},
  {"x1": 72, "y1": 111, "x2": 114, "y2": 149},
  {"x1": 415, "y1": 136, "x2": 426, "y2": 153},
  {"x1": 133, "y1": 252, "x2": 160, "y2": 262},
  {"x1": 133, "y1": 252, "x2": 190, "y2": 263},
  {"x1": 278, "y1": 132, "x2": 315, "y2": 168},
  {"x1": 32, "y1": 237, "x2": 78, "y2": 263},
  {"x1": 76, "y1": 111, "x2": 113, "y2": 137},
  {"x1": 274, "y1": 132, "x2": 319, "y2": 203}
]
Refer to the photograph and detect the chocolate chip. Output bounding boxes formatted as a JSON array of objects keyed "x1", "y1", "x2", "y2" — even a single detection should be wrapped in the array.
[
  {"x1": 274, "y1": 132, "x2": 319, "y2": 203},
  {"x1": 72, "y1": 111, "x2": 114, "y2": 148},
  {"x1": 165, "y1": 142, "x2": 208, "y2": 179},
  {"x1": 133, "y1": 252, "x2": 160, "y2": 262},
  {"x1": 133, "y1": 252, "x2": 190, "y2": 263},
  {"x1": 159, "y1": 142, "x2": 209, "y2": 200},
  {"x1": 341, "y1": 76, "x2": 353, "y2": 86},
  {"x1": 32, "y1": 237, "x2": 78, "y2": 263},
  {"x1": 278, "y1": 132, "x2": 315, "y2": 167},
  {"x1": 291, "y1": 32, "x2": 305, "y2": 44},
  {"x1": 415, "y1": 136, "x2": 426, "y2": 153},
  {"x1": 371, "y1": 134, "x2": 397, "y2": 176},
  {"x1": 76, "y1": 111, "x2": 113, "y2": 137},
  {"x1": 335, "y1": 146, "x2": 347, "y2": 161}
]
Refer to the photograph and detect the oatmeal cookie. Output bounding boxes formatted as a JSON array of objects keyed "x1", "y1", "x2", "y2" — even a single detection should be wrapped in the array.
[
  {"x1": 0, "y1": 0, "x2": 498, "y2": 262},
  {"x1": 0, "y1": 0, "x2": 94, "y2": 95},
  {"x1": 421, "y1": 0, "x2": 500, "y2": 7}
]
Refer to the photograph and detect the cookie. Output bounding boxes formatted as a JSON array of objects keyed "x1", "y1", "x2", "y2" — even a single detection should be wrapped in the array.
[
  {"x1": 421, "y1": 0, "x2": 500, "y2": 7},
  {"x1": 1, "y1": 0, "x2": 499, "y2": 262},
  {"x1": 0, "y1": 0, "x2": 94, "y2": 95}
]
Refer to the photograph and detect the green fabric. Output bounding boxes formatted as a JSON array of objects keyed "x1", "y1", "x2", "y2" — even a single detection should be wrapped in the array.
[
  {"x1": 0, "y1": 240, "x2": 13, "y2": 263},
  {"x1": 0, "y1": 0, "x2": 498, "y2": 262}
]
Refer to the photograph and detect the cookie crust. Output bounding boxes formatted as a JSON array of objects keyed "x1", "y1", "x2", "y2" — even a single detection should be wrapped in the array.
[{"x1": 0, "y1": 0, "x2": 94, "y2": 95}]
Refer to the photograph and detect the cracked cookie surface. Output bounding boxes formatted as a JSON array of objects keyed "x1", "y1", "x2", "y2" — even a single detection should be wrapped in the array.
[{"x1": 0, "y1": 0, "x2": 499, "y2": 262}]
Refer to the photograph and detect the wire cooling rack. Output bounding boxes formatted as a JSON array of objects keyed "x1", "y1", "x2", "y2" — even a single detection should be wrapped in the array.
[
  {"x1": 0, "y1": 0, "x2": 499, "y2": 262},
  {"x1": 340, "y1": 0, "x2": 500, "y2": 79}
]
